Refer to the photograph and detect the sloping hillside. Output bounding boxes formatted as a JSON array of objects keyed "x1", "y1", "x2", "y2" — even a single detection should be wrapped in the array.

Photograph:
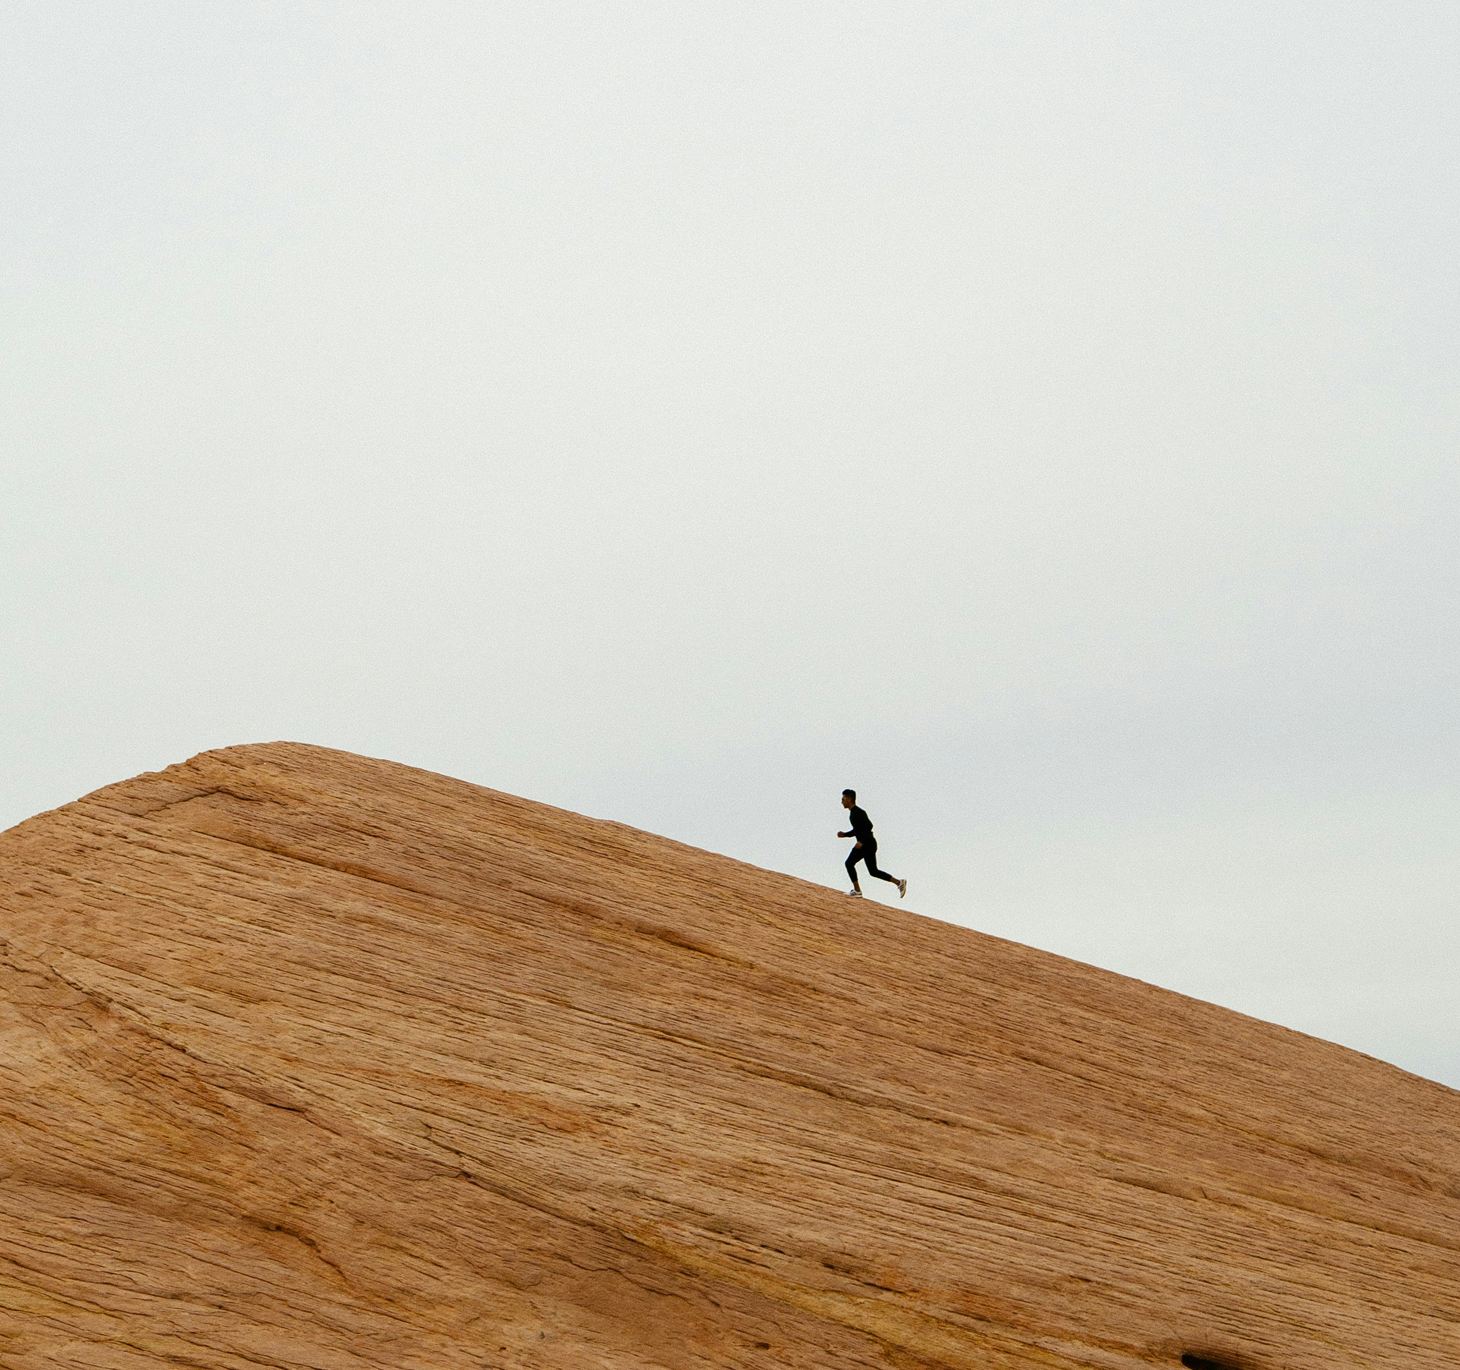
[{"x1": 0, "y1": 743, "x2": 1456, "y2": 1370}]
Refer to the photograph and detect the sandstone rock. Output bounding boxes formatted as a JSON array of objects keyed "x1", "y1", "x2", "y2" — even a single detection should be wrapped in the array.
[{"x1": 0, "y1": 742, "x2": 1456, "y2": 1369}]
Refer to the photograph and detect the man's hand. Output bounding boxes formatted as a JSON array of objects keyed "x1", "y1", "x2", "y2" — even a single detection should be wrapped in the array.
[{"x1": 837, "y1": 830, "x2": 850, "y2": 838}]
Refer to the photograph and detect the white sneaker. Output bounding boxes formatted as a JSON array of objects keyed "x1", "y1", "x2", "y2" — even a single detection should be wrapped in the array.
[
  {"x1": 847, "y1": 889, "x2": 863, "y2": 897},
  {"x1": 898, "y1": 878, "x2": 908, "y2": 899}
]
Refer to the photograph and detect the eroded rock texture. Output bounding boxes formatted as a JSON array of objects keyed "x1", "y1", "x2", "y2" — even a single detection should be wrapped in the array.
[{"x1": 0, "y1": 743, "x2": 1456, "y2": 1369}]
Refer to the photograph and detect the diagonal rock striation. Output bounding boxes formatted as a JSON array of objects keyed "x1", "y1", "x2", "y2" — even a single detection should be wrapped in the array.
[{"x1": 0, "y1": 742, "x2": 1456, "y2": 1369}]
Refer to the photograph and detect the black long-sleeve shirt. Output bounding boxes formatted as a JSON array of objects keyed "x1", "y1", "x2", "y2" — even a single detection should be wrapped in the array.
[{"x1": 847, "y1": 805, "x2": 874, "y2": 843}]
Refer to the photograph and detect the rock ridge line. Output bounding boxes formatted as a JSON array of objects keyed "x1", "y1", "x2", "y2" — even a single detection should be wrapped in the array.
[{"x1": 0, "y1": 741, "x2": 1456, "y2": 1369}]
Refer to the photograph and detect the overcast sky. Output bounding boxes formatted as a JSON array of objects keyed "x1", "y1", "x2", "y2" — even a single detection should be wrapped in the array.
[{"x1": 4, "y1": 3, "x2": 1457, "y2": 1088}]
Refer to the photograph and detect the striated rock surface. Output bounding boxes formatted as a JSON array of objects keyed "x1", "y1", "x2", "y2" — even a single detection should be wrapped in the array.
[{"x1": 0, "y1": 743, "x2": 1457, "y2": 1370}]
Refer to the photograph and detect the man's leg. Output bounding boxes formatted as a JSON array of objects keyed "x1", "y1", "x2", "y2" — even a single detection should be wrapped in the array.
[
  {"x1": 862, "y1": 841, "x2": 898, "y2": 884},
  {"x1": 845, "y1": 847, "x2": 863, "y2": 892}
]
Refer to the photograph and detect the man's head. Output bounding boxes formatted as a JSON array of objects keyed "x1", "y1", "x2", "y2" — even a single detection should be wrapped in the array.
[{"x1": 842, "y1": 789, "x2": 856, "y2": 810}]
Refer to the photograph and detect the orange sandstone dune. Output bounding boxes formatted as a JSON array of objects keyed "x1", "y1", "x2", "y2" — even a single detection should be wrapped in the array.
[{"x1": 0, "y1": 744, "x2": 1456, "y2": 1370}]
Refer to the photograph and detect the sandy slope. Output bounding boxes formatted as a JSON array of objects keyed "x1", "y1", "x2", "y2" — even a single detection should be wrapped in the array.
[{"x1": 0, "y1": 742, "x2": 1455, "y2": 1369}]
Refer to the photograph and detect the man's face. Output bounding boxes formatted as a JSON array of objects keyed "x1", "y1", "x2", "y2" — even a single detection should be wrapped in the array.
[{"x1": 842, "y1": 794, "x2": 854, "y2": 810}]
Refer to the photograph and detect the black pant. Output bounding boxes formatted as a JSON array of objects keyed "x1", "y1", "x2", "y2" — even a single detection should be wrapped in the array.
[{"x1": 847, "y1": 839, "x2": 897, "y2": 886}]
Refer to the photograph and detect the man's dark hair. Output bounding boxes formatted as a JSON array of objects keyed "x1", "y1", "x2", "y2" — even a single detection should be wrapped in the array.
[{"x1": 842, "y1": 789, "x2": 856, "y2": 801}]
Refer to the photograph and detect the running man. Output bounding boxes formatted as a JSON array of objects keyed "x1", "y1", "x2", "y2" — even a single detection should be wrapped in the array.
[{"x1": 838, "y1": 789, "x2": 907, "y2": 899}]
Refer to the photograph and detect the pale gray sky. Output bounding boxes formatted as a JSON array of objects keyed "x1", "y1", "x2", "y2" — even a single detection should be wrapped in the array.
[{"x1": 4, "y1": 3, "x2": 1457, "y2": 1085}]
